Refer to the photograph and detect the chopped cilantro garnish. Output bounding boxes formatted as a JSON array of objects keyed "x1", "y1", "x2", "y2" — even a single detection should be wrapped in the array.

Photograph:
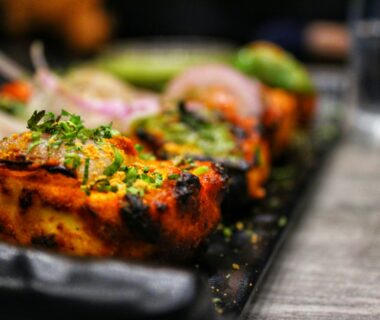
[
  {"x1": 124, "y1": 167, "x2": 138, "y2": 185},
  {"x1": 134, "y1": 144, "x2": 143, "y2": 153},
  {"x1": 27, "y1": 110, "x2": 119, "y2": 147},
  {"x1": 64, "y1": 153, "x2": 81, "y2": 169},
  {"x1": 134, "y1": 143, "x2": 156, "y2": 160},
  {"x1": 153, "y1": 172, "x2": 163, "y2": 187},
  {"x1": 27, "y1": 131, "x2": 43, "y2": 153},
  {"x1": 67, "y1": 145, "x2": 83, "y2": 152},
  {"x1": 132, "y1": 105, "x2": 240, "y2": 161},
  {"x1": 31, "y1": 131, "x2": 41, "y2": 141},
  {"x1": 143, "y1": 166, "x2": 150, "y2": 173},
  {"x1": 141, "y1": 173, "x2": 155, "y2": 184},
  {"x1": 127, "y1": 186, "x2": 144, "y2": 196},
  {"x1": 139, "y1": 152, "x2": 156, "y2": 161},
  {"x1": 89, "y1": 178, "x2": 119, "y2": 193},
  {"x1": 222, "y1": 226, "x2": 233, "y2": 238},
  {"x1": 193, "y1": 166, "x2": 209, "y2": 176},
  {"x1": 81, "y1": 185, "x2": 90, "y2": 196},
  {"x1": 27, "y1": 110, "x2": 47, "y2": 131},
  {"x1": 26, "y1": 111, "x2": 168, "y2": 197},
  {"x1": 82, "y1": 158, "x2": 90, "y2": 185},
  {"x1": 124, "y1": 166, "x2": 164, "y2": 194},
  {"x1": 103, "y1": 148, "x2": 123, "y2": 176},
  {"x1": 168, "y1": 173, "x2": 180, "y2": 180},
  {"x1": 92, "y1": 179, "x2": 111, "y2": 192},
  {"x1": 27, "y1": 140, "x2": 42, "y2": 153}
]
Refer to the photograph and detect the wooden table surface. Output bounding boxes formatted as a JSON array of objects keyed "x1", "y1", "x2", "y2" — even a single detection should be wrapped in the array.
[{"x1": 244, "y1": 140, "x2": 380, "y2": 320}]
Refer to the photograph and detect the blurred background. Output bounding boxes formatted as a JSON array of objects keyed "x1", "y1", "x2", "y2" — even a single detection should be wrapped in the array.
[{"x1": 0, "y1": 0, "x2": 350, "y2": 63}]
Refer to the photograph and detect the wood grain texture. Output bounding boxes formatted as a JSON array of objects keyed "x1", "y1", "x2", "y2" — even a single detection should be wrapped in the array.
[{"x1": 244, "y1": 141, "x2": 380, "y2": 320}]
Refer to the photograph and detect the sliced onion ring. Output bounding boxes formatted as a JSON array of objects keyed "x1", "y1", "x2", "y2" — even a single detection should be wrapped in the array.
[
  {"x1": 165, "y1": 63, "x2": 263, "y2": 116},
  {"x1": 36, "y1": 69, "x2": 160, "y2": 118},
  {"x1": 31, "y1": 42, "x2": 160, "y2": 120}
]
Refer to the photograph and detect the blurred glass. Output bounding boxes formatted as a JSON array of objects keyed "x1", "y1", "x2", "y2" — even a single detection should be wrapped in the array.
[{"x1": 350, "y1": 0, "x2": 380, "y2": 144}]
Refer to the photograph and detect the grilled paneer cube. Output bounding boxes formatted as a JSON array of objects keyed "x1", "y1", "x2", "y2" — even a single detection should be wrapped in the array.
[{"x1": 0, "y1": 110, "x2": 226, "y2": 259}]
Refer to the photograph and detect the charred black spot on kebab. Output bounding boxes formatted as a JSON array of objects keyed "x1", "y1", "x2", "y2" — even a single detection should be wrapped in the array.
[
  {"x1": 231, "y1": 126, "x2": 247, "y2": 139},
  {"x1": 0, "y1": 178, "x2": 11, "y2": 196},
  {"x1": 31, "y1": 234, "x2": 58, "y2": 249},
  {"x1": 120, "y1": 194, "x2": 160, "y2": 244},
  {"x1": 19, "y1": 188, "x2": 35, "y2": 215},
  {"x1": 135, "y1": 127, "x2": 162, "y2": 152},
  {"x1": 0, "y1": 159, "x2": 32, "y2": 170},
  {"x1": 42, "y1": 165, "x2": 76, "y2": 178},
  {"x1": 178, "y1": 100, "x2": 207, "y2": 129},
  {"x1": 175, "y1": 172, "x2": 202, "y2": 219},
  {"x1": 155, "y1": 201, "x2": 168, "y2": 214}
]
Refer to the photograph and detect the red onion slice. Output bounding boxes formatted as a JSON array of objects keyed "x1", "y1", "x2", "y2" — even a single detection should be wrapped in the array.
[
  {"x1": 165, "y1": 64, "x2": 263, "y2": 116},
  {"x1": 31, "y1": 42, "x2": 160, "y2": 121},
  {"x1": 35, "y1": 69, "x2": 160, "y2": 119}
]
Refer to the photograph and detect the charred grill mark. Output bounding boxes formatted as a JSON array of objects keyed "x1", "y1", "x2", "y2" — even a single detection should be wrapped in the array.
[
  {"x1": 219, "y1": 158, "x2": 250, "y2": 171},
  {"x1": 41, "y1": 199, "x2": 71, "y2": 212},
  {"x1": 98, "y1": 222, "x2": 120, "y2": 242},
  {"x1": 43, "y1": 165, "x2": 76, "y2": 178},
  {"x1": 135, "y1": 128, "x2": 162, "y2": 151},
  {"x1": 175, "y1": 173, "x2": 201, "y2": 219},
  {"x1": 31, "y1": 234, "x2": 58, "y2": 249},
  {"x1": 175, "y1": 173, "x2": 201, "y2": 204},
  {"x1": 231, "y1": 126, "x2": 247, "y2": 139},
  {"x1": 213, "y1": 163, "x2": 229, "y2": 184},
  {"x1": 178, "y1": 101, "x2": 207, "y2": 129},
  {"x1": 19, "y1": 189, "x2": 34, "y2": 214},
  {"x1": 83, "y1": 206, "x2": 98, "y2": 219},
  {"x1": 155, "y1": 201, "x2": 168, "y2": 214},
  {"x1": 262, "y1": 122, "x2": 276, "y2": 138},
  {"x1": 221, "y1": 168, "x2": 249, "y2": 212},
  {"x1": 0, "y1": 179, "x2": 11, "y2": 196},
  {"x1": 253, "y1": 123, "x2": 264, "y2": 135},
  {"x1": 157, "y1": 150, "x2": 169, "y2": 160},
  {"x1": 120, "y1": 195, "x2": 159, "y2": 244},
  {"x1": 80, "y1": 207, "x2": 119, "y2": 243},
  {"x1": 0, "y1": 219, "x2": 15, "y2": 239},
  {"x1": 213, "y1": 163, "x2": 230, "y2": 200},
  {"x1": 0, "y1": 159, "x2": 31, "y2": 169}
]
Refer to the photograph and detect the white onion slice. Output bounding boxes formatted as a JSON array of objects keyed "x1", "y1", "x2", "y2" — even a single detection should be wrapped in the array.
[{"x1": 165, "y1": 64, "x2": 263, "y2": 116}]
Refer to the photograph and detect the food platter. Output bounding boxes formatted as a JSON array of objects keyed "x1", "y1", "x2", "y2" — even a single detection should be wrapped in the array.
[
  {"x1": 0, "y1": 41, "x2": 343, "y2": 319},
  {"x1": 0, "y1": 117, "x2": 340, "y2": 320}
]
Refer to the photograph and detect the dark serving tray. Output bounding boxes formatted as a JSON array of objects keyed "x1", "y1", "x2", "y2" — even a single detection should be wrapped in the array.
[
  {"x1": 0, "y1": 56, "x2": 344, "y2": 318},
  {"x1": 197, "y1": 124, "x2": 340, "y2": 319}
]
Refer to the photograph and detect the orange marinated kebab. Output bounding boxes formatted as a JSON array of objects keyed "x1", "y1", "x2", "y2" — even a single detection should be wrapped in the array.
[
  {"x1": 0, "y1": 110, "x2": 226, "y2": 259},
  {"x1": 130, "y1": 65, "x2": 271, "y2": 203},
  {"x1": 235, "y1": 41, "x2": 317, "y2": 153}
]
